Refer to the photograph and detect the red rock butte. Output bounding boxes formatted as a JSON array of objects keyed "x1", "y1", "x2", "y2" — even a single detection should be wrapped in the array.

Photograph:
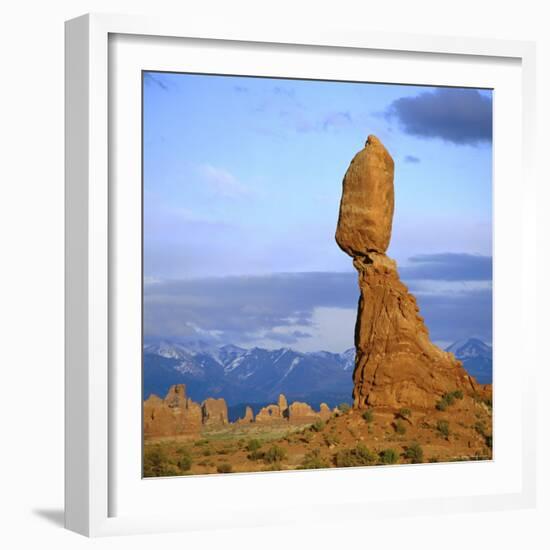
[{"x1": 336, "y1": 135, "x2": 479, "y2": 409}]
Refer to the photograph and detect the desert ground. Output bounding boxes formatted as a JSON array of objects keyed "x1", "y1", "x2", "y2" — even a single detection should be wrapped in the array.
[{"x1": 144, "y1": 390, "x2": 492, "y2": 477}]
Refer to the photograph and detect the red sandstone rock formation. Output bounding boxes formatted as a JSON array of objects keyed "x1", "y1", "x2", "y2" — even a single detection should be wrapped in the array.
[
  {"x1": 278, "y1": 394, "x2": 288, "y2": 416},
  {"x1": 336, "y1": 136, "x2": 478, "y2": 409},
  {"x1": 288, "y1": 401, "x2": 320, "y2": 423},
  {"x1": 201, "y1": 397, "x2": 228, "y2": 427},
  {"x1": 236, "y1": 406, "x2": 254, "y2": 424},
  {"x1": 255, "y1": 404, "x2": 283, "y2": 423},
  {"x1": 143, "y1": 384, "x2": 202, "y2": 437},
  {"x1": 319, "y1": 403, "x2": 332, "y2": 421}
]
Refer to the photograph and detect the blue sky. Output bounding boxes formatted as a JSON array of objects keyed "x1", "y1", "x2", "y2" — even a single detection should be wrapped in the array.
[{"x1": 143, "y1": 72, "x2": 492, "y2": 352}]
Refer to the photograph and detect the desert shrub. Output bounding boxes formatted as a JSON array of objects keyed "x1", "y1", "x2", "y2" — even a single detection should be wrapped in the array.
[
  {"x1": 311, "y1": 420, "x2": 326, "y2": 432},
  {"x1": 436, "y1": 420, "x2": 450, "y2": 438},
  {"x1": 473, "y1": 421, "x2": 487, "y2": 436},
  {"x1": 143, "y1": 446, "x2": 171, "y2": 477},
  {"x1": 216, "y1": 463, "x2": 232, "y2": 474},
  {"x1": 323, "y1": 433, "x2": 340, "y2": 447},
  {"x1": 398, "y1": 408, "x2": 411, "y2": 419},
  {"x1": 300, "y1": 431, "x2": 314, "y2": 443},
  {"x1": 404, "y1": 443, "x2": 424, "y2": 464},
  {"x1": 194, "y1": 439, "x2": 209, "y2": 447},
  {"x1": 485, "y1": 434, "x2": 493, "y2": 448},
  {"x1": 202, "y1": 448, "x2": 212, "y2": 457},
  {"x1": 246, "y1": 439, "x2": 262, "y2": 452},
  {"x1": 394, "y1": 420, "x2": 407, "y2": 435},
  {"x1": 247, "y1": 450, "x2": 264, "y2": 461},
  {"x1": 264, "y1": 445, "x2": 286, "y2": 464},
  {"x1": 379, "y1": 448, "x2": 399, "y2": 465},
  {"x1": 334, "y1": 444, "x2": 377, "y2": 467},
  {"x1": 300, "y1": 449, "x2": 329, "y2": 469},
  {"x1": 436, "y1": 392, "x2": 457, "y2": 411},
  {"x1": 337, "y1": 402, "x2": 351, "y2": 414},
  {"x1": 451, "y1": 390, "x2": 464, "y2": 400},
  {"x1": 362, "y1": 409, "x2": 374, "y2": 423},
  {"x1": 428, "y1": 457, "x2": 440, "y2": 463},
  {"x1": 176, "y1": 449, "x2": 193, "y2": 471}
]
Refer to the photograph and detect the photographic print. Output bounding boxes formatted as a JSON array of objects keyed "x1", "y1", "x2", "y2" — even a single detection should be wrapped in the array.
[{"x1": 142, "y1": 72, "x2": 493, "y2": 477}]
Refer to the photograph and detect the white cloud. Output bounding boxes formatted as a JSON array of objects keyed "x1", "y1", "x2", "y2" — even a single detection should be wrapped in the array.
[{"x1": 197, "y1": 164, "x2": 250, "y2": 198}]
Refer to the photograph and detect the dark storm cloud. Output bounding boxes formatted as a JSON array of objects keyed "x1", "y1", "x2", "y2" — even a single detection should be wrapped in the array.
[
  {"x1": 145, "y1": 253, "x2": 493, "y2": 346},
  {"x1": 144, "y1": 272, "x2": 358, "y2": 343},
  {"x1": 399, "y1": 254, "x2": 492, "y2": 282},
  {"x1": 414, "y1": 288, "x2": 492, "y2": 343},
  {"x1": 385, "y1": 88, "x2": 492, "y2": 145}
]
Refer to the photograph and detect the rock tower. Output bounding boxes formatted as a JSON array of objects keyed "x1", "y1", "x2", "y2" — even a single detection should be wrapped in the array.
[{"x1": 336, "y1": 135, "x2": 477, "y2": 409}]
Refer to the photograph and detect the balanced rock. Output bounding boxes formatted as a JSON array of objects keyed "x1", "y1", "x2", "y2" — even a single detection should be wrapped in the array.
[
  {"x1": 336, "y1": 136, "x2": 478, "y2": 409},
  {"x1": 335, "y1": 135, "x2": 395, "y2": 256},
  {"x1": 201, "y1": 397, "x2": 228, "y2": 427}
]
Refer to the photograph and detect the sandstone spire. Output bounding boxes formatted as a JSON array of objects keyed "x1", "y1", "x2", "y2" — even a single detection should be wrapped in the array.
[{"x1": 336, "y1": 136, "x2": 477, "y2": 409}]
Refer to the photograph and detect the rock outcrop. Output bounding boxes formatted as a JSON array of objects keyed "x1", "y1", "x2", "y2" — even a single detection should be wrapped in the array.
[
  {"x1": 336, "y1": 135, "x2": 478, "y2": 409},
  {"x1": 319, "y1": 402, "x2": 332, "y2": 421},
  {"x1": 201, "y1": 397, "x2": 228, "y2": 427},
  {"x1": 255, "y1": 404, "x2": 284, "y2": 423},
  {"x1": 143, "y1": 384, "x2": 202, "y2": 437},
  {"x1": 144, "y1": 388, "x2": 336, "y2": 437},
  {"x1": 288, "y1": 401, "x2": 319, "y2": 423},
  {"x1": 236, "y1": 406, "x2": 255, "y2": 424},
  {"x1": 278, "y1": 394, "x2": 288, "y2": 414}
]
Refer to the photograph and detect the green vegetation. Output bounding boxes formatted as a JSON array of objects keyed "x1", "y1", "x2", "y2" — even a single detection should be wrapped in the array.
[
  {"x1": 436, "y1": 390, "x2": 464, "y2": 411},
  {"x1": 473, "y1": 421, "x2": 492, "y2": 448},
  {"x1": 436, "y1": 420, "x2": 450, "y2": 439},
  {"x1": 264, "y1": 445, "x2": 287, "y2": 464},
  {"x1": 300, "y1": 449, "x2": 329, "y2": 469},
  {"x1": 143, "y1": 446, "x2": 170, "y2": 477},
  {"x1": 379, "y1": 448, "x2": 399, "y2": 465},
  {"x1": 217, "y1": 463, "x2": 232, "y2": 474},
  {"x1": 334, "y1": 444, "x2": 377, "y2": 467},
  {"x1": 176, "y1": 448, "x2": 193, "y2": 471},
  {"x1": 362, "y1": 409, "x2": 374, "y2": 423},
  {"x1": 404, "y1": 442, "x2": 424, "y2": 464},
  {"x1": 246, "y1": 439, "x2": 262, "y2": 452},
  {"x1": 337, "y1": 402, "x2": 351, "y2": 414},
  {"x1": 394, "y1": 420, "x2": 407, "y2": 435},
  {"x1": 311, "y1": 420, "x2": 326, "y2": 432}
]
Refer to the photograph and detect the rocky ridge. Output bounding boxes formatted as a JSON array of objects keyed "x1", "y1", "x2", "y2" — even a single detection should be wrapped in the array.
[{"x1": 144, "y1": 385, "x2": 332, "y2": 438}]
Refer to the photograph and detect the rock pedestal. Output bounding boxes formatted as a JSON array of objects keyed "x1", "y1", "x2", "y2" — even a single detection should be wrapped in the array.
[{"x1": 336, "y1": 136, "x2": 478, "y2": 409}]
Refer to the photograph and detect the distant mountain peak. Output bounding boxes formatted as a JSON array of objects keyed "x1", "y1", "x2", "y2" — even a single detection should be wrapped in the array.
[{"x1": 446, "y1": 338, "x2": 492, "y2": 359}]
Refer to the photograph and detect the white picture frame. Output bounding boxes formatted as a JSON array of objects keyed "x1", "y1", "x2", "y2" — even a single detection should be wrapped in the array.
[{"x1": 65, "y1": 13, "x2": 537, "y2": 537}]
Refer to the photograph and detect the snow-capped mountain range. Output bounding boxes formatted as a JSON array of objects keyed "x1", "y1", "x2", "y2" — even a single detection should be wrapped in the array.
[
  {"x1": 143, "y1": 341, "x2": 355, "y2": 407},
  {"x1": 445, "y1": 337, "x2": 492, "y2": 384},
  {"x1": 143, "y1": 337, "x2": 492, "y2": 407}
]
